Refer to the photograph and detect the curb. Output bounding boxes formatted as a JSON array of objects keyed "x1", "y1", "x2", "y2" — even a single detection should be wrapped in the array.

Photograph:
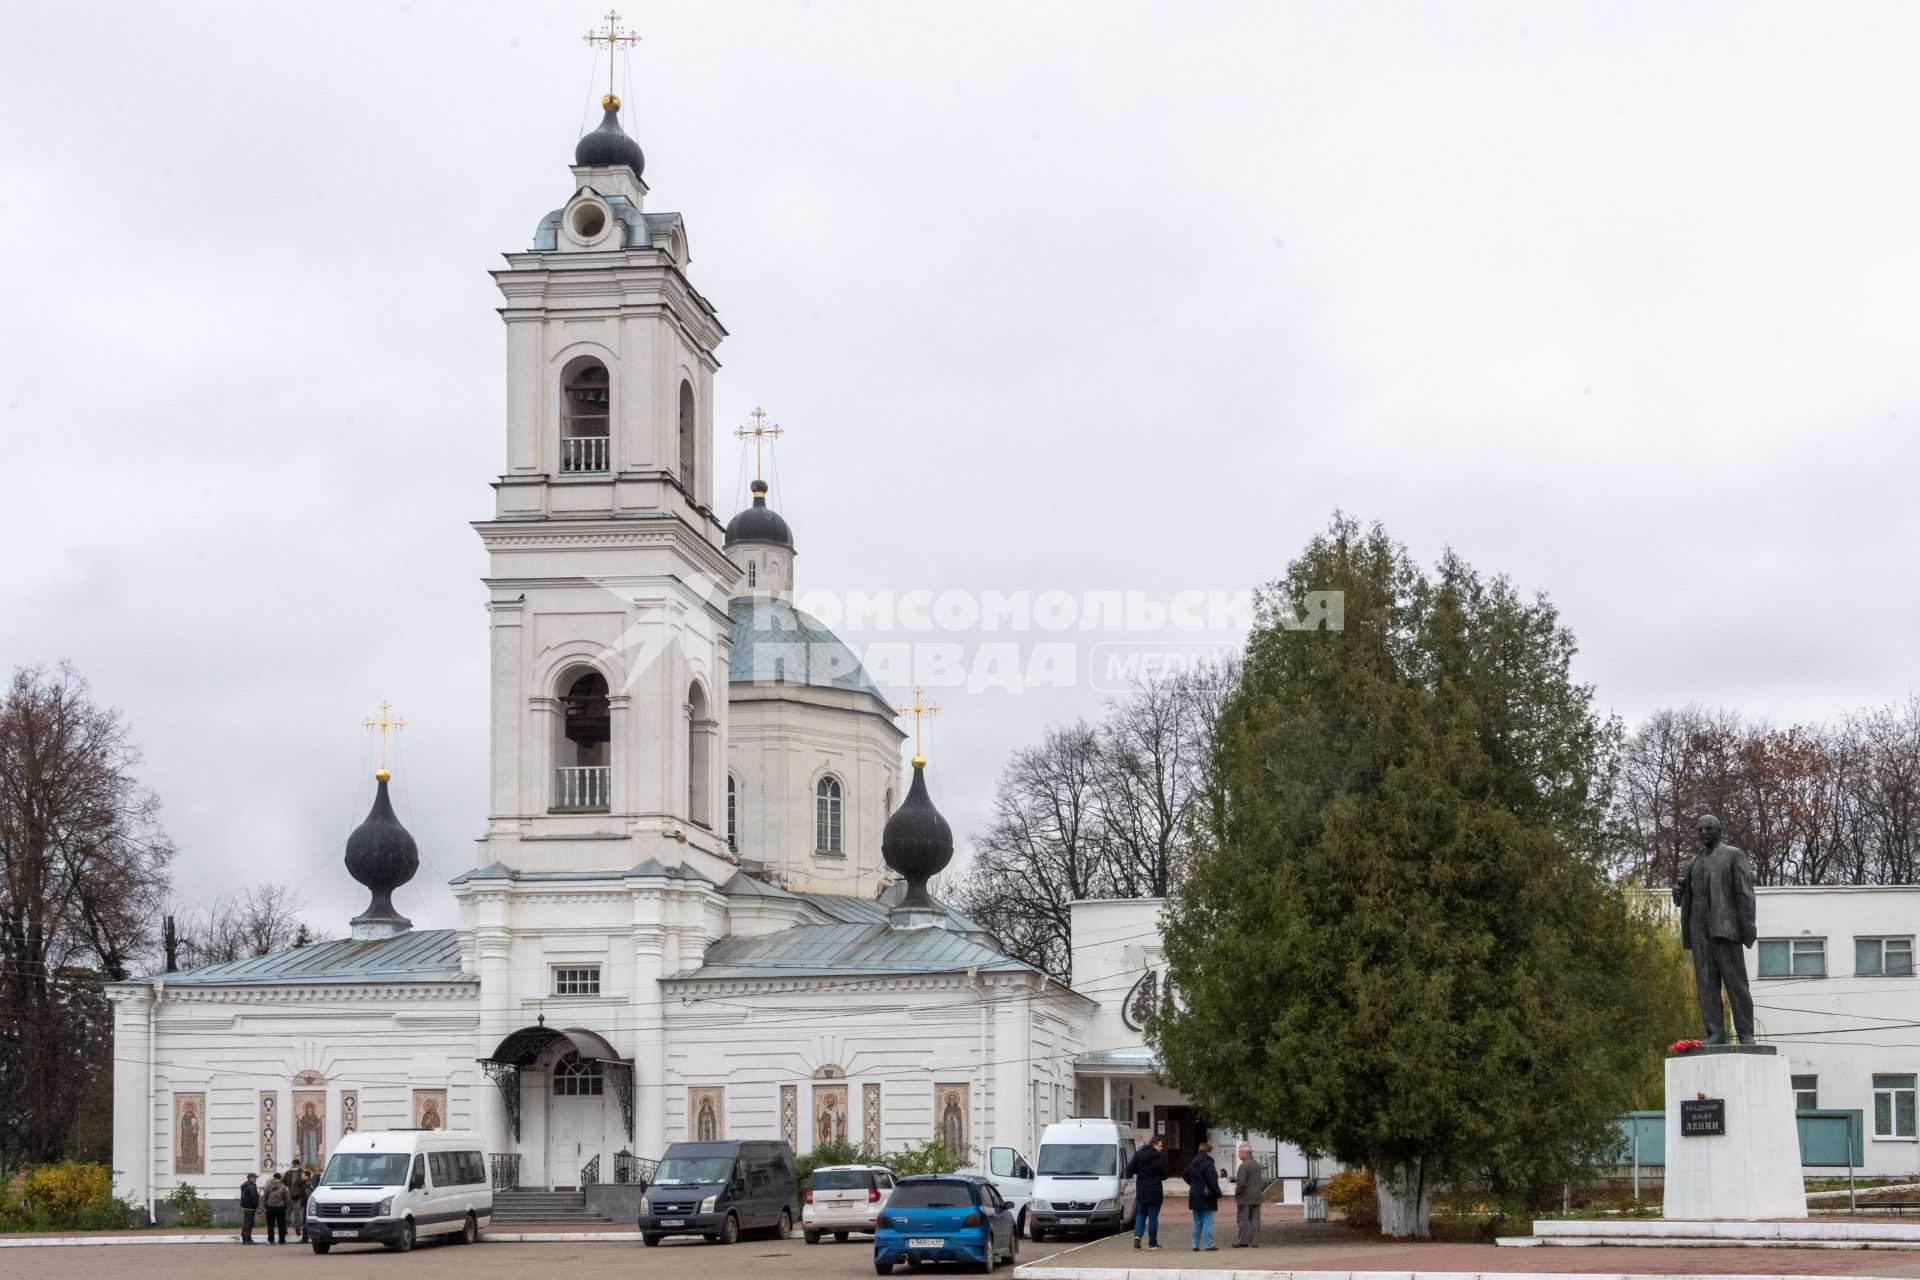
[
  {"x1": 1016, "y1": 1271, "x2": 1920, "y2": 1280},
  {"x1": 0, "y1": 1234, "x2": 231, "y2": 1248}
]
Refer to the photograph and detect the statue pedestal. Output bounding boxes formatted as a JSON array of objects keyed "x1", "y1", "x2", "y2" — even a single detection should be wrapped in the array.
[{"x1": 1663, "y1": 1046, "x2": 1807, "y2": 1221}]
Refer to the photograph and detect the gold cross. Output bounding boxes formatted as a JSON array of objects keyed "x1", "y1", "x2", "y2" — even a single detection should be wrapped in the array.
[
  {"x1": 583, "y1": 9, "x2": 641, "y2": 108},
  {"x1": 362, "y1": 701, "x2": 406, "y2": 781},
  {"x1": 895, "y1": 686, "x2": 941, "y2": 767},
  {"x1": 732, "y1": 407, "x2": 784, "y2": 481}
]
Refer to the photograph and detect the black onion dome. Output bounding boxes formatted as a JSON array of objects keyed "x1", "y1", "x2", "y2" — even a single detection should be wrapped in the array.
[
  {"x1": 882, "y1": 761, "x2": 953, "y2": 908},
  {"x1": 725, "y1": 479, "x2": 794, "y2": 549},
  {"x1": 344, "y1": 774, "x2": 419, "y2": 924},
  {"x1": 575, "y1": 103, "x2": 645, "y2": 176}
]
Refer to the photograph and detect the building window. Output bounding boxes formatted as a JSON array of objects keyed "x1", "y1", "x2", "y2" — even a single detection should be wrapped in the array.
[
  {"x1": 553, "y1": 966, "x2": 601, "y2": 997},
  {"x1": 815, "y1": 775, "x2": 844, "y2": 854},
  {"x1": 552, "y1": 1051, "x2": 604, "y2": 1097},
  {"x1": 561, "y1": 360, "x2": 611, "y2": 474},
  {"x1": 1757, "y1": 937, "x2": 1826, "y2": 978},
  {"x1": 726, "y1": 774, "x2": 738, "y2": 850},
  {"x1": 746, "y1": 561, "x2": 757, "y2": 588},
  {"x1": 1873, "y1": 1074, "x2": 1917, "y2": 1140},
  {"x1": 1856, "y1": 936, "x2": 1915, "y2": 977},
  {"x1": 1792, "y1": 1074, "x2": 1818, "y2": 1111},
  {"x1": 678, "y1": 379, "x2": 696, "y2": 492},
  {"x1": 554, "y1": 669, "x2": 611, "y2": 812}
]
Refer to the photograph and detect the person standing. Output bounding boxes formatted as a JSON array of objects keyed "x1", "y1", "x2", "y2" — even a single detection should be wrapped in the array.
[
  {"x1": 286, "y1": 1165, "x2": 309, "y2": 1241},
  {"x1": 1124, "y1": 1136, "x2": 1168, "y2": 1250},
  {"x1": 262, "y1": 1170, "x2": 289, "y2": 1244},
  {"x1": 1232, "y1": 1142, "x2": 1269, "y2": 1248},
  {"x1": 238, "y1": 1173, "x2": 259, "y2": 1245},
  {"x1": 1186, "y1": 1141, "x2": 1221, "y2": 1252}
]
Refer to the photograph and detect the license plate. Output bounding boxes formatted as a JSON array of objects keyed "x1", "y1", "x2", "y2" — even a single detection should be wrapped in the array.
[
  {"x1": 1060, "y1": 1217, "x2": 1085, "y2": 1225},
  {"x1": 908, "y1": 1238, "x2": 943, "y2": 1248},
  {"x1": 334, "y1": 1229, "x2": 358, "y2": 1237},
  {"x1": 660, "y1": 1219, "x2": 686, "y2": 1227}
]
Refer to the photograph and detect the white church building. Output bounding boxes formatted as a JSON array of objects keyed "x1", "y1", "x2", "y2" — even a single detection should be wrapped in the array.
[{"x1": 105, "y1": 85, "x2": 1151, "y2": 1220}]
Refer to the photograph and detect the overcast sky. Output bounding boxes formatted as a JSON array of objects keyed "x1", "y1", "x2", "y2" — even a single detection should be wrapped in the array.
[{"x1": 4, "y1": 2, "x2": 1917, "y2": 939}]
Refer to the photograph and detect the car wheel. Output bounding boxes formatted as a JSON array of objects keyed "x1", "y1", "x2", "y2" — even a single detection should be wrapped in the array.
[
  {"x1": 720, "y1": 1213, "x2": 740, "y2": 1245},
  {"x1": 309, "y1": 1242, "x2": 330, "y2": 1255},
  {"x1": 804, "y1": 1228, "x2": 821, "y2": 1244},
  {"x1": 643, "y1": 1233, "x2": 663, "y2": 1247},
  {"x1": 391, "y1": 1218, "x2": 415, "y2": 1252},
  {"x1": 834, "y1": 1230, "x2": 850, "y2": 1243},
  {"x1": 1030, "y1": 1226, "x2": 1047, "y2": 1244},
  {"x1": 458, "y1": 1213, "x2": 478, "y2": 1245},
  {"x1": 1016, "y1": 1208, "x2": 1028, "y2": 1240},
  {"x1": 874, "y1": 1264, "x2": 894, "y2": 1276},
  {"x1": 777, "y1": 1208, "x2": 793, "y2": 1238}
]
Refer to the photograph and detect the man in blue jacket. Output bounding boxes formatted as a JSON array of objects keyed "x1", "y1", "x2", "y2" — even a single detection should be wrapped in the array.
[
  {"x1": 1123, "y1": 1136, "x2": 1168, "y2": 1249},
  {"x1": 1185, "y1": 1141, "x2": 1221, "y2": 1251}
]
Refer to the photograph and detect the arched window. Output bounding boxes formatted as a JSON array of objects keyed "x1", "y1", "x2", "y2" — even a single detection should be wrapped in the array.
[
  {"x1": 554, "y1": 669, "x2": 610, "y2": 811},
  {"x1": 561, "y1": 360, "x2": 611, "y2": 474},
  {"x1": 746, "y1": 561, "x2": 757, "y2": 588},
  {"x1": 726, "y1": 774, "x2": 738, "y2": 850},
  {"x1": 815, "y1": 775, "x2": 844, "y2": 854},
  {"x1": 552, "y1": 1051, "x2": 603, "y2": 1097},
  {"x1": 885, "y1": 786, "x2": 894, "y2": 816},
  {"x1": 687, "y1": 682, "x2": 714, "y2": 828},
  {"x1": 678, "y1": 379, "x2": 696, "y2": 493}
]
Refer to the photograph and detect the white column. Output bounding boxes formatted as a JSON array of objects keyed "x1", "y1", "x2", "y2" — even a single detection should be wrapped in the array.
[
  {"x1": 993, "y1": 987, "x2": 1032, "y2": 1155},
  {"x1": 475, "y1": 923, "x2": 514, "y2": 1161},
  {"x1": 632, "y1": 932, "x2": 668, "y2": 1159},
  {"x1": 109, "y1": 987, "x2": 153, "y2": 1209}
]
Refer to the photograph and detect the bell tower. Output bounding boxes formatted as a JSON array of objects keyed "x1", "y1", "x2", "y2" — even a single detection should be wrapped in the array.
[{"x1": 472, "y1": 79, "x2": 739, "y2": 875}]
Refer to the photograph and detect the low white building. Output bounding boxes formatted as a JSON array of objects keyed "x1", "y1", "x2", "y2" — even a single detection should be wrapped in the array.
[
  {"x1": 1749, "y1": 885, "x2": 1920, "y2": 1179},
  {"x1": 1067, "y1": 898, "x2": 1311, "y2": 1202}
]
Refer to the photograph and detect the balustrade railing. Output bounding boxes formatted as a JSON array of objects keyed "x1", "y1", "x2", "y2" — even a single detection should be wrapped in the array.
[
  {"x1": 554, "y1": 765, "x2": 611, "y2": 812},
  {"x1": 580, "y1": 1154, "x2": 602, "y2": 1186},
  {"x1": 489, "y1": 1153, "x2": 521, "y2": 1191},
  {"x1": 561, "y1": 435, "x2": 610, "y2": 474}
]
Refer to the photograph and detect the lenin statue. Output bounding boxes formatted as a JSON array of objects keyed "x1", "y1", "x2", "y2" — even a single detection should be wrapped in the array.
[{"x1": 1671, "y1": 814, "x2": 1759, "y2": 1044}]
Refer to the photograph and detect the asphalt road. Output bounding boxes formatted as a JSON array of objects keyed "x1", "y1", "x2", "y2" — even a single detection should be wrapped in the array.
[{"x1": 1, "y1": 1231, "x2": 1086, "y2": 1280}]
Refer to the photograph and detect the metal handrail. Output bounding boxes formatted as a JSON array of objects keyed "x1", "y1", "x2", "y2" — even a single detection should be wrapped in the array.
[
  {"x1": 581, "y1": 1154, "x2": 602, "y2": 1186},
  {"x1": 489, "y1": 1153, "x2": 521, "y2": 1191}
]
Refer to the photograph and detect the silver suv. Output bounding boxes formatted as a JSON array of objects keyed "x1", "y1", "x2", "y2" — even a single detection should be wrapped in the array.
[{"x1": 802, "y1": 1164, "x2": 895, "y2": 1243}]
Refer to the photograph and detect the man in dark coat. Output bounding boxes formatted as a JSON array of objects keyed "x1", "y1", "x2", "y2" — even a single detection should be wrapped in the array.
[
  {"x1": 1672, "y1": 813, "x2": 1759, "y2": 1044},
  {"x1": 1124, "y1": 1136, "x2": 1168, "y2": 1249},
  {"x1": 238, "y1": 1173, "x2": 259, "y2": 1244},
  {"x1": 1185, "y1": 1141, "x2": 1221, "y2": 1251}
]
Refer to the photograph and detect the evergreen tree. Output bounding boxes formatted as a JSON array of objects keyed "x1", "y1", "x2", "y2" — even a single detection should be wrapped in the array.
[{"x1": 1153, "y1": 517, "x2": 1690, "y2": 1237}]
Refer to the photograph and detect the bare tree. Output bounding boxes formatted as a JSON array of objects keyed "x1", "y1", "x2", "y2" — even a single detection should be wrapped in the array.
[
  {"x1": 949, "y1": 660, "x2": 1237, "y2": 979},
  {"x1": 176, "y1": 884, "x2": 315, "y2": 968},
  {"x1": 0, "y1": 664, "x2": 174, "y2": 1168}
]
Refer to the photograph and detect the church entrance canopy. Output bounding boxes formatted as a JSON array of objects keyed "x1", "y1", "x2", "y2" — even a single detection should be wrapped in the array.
[{"x1": 478, "y1": 1023, "x2": 633, "y2": 1143}]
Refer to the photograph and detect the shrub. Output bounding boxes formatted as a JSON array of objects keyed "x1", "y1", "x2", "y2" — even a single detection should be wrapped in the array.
[
  {"x1": 881, "y1": 1138, "x2": 965, "y2": 1179},
  {"x1": 167, "y1": 1182, "x2": 214, "y2": 1228},
  {"x1": 0, "y1": 1163, "x2": 131, "y2": 1232},
  {"x1": 1325, "y1": 1168, "x2": 1379, "y2": 1232},
  {"x1": 796, "y1": 1139, "x2": 869, "y2": 1191}
]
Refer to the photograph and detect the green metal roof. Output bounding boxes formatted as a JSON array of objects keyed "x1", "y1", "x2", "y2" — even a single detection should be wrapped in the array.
[
  {"x1": 667, "y1": 919, "x2": 1034, "y2": 981},
  {"x1": 130, "y1": 929, "x2": 468, "y2": 987}
]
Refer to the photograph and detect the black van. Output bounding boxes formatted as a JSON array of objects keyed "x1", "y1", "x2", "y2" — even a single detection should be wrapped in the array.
[{"x1": 641, "y1": 1140, "x2": 800, "y2": 1246}]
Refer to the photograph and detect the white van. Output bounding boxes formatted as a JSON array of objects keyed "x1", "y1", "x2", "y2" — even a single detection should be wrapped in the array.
[
  {"x1": 1025, "y1": 1118, "x2": 1136, "y2": 1241},
  {"x1": 306, "y1": 1129, "x2": 492, "y2": 1253}
]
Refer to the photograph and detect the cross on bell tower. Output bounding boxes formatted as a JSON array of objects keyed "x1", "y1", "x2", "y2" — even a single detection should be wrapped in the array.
[
  {"x1": 733, "y1": 408, "x2": 783, "y2": 481},
  {"x1": 583, "y1": 10, "x2": 641, "y2": 108}
]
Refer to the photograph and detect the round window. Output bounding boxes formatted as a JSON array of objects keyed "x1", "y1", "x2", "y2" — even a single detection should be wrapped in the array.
[{"x1": 571, "y1": 203, "x2": 608, "y2": 240}]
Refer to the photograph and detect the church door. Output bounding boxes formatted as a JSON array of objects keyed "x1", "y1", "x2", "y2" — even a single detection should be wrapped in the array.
[{"x1": 547, "y1": 1052, "x2": 606, "y2": 1189}]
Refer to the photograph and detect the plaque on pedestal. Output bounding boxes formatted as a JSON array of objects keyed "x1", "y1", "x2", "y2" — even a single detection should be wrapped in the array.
[{"x1": 1663, "y1": 1045, "x2": 1807, "y2": 1221}]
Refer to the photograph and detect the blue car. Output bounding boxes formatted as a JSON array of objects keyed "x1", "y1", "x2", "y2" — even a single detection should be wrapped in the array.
[{"x1": 872, "y1": 1174, "x2": 1019, "y2": 1274}]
